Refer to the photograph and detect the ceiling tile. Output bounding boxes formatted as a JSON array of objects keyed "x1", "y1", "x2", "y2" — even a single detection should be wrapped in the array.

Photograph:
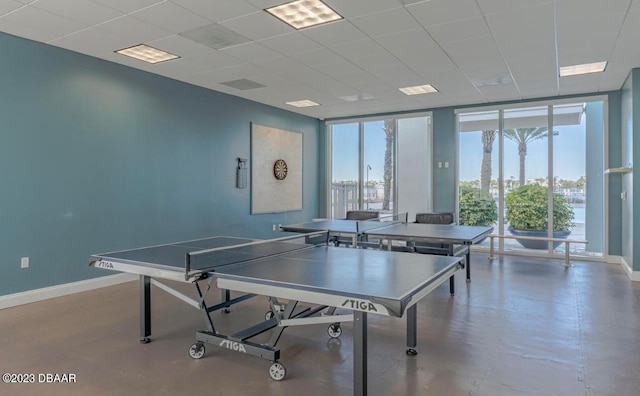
[
  {"x1": 375, "y1": 28, "x2": 439, "y2": 54},
  {"x1": 48, "y1": 27, "x2": 134, "y2": 56},
  {"x1": 170, "y1": 0, "x2": 259, "y2": 22},
  {"x1": 287, "y1": 47, "x2": 346, "y2": 67},
  {"x1": 324, "y1": 0, "x2": 402, "y2": 18},
  {"x1": 188, "y1": 49, "x2": 246, "y2": 70},
  {"x1": 131, "y1": 1, "x2": 211, "y2": 34},
  {"x1": 258, "y1": 32, "x2": 323, "y2": 54},
  {"x1": 32, "y1": 0, "x2": 123, "y2": 26},
  {"x1": 406, "y1": 0, "x2": 482, "y2": 27},
  {"x1": 147, "y1": 34, "x2": 215, "y2": 58},
  {"x1": 220, "y1": 42, "x2": 281, "y2": 62},
  {"x1": 0, "y1": 0, "x2": 24, "y2": 16},
  {"x1": 476, "y1": 0, "x2": 552, "y2": 15},
  {"x1": 96, "y1": 15, "x2": 173, "y2": 44},
  {"x1": 427, "y1": 17, "x2": 491, "y2": 45},
  {"x1": 302, "y1": 20, "x2": 367, "y2": 46},
  {"x1": 1, "y1": 5, "x2": 87, "y2": 42},
  {"x1": 329, "y1": 38, "x2": 389, "y2": 63},
  {"x1": 220, "y1": 10, "x2": 292, "y2": 41},
  {"x1": 350, "y1": 7, "x2": 421, "y2": 37},
  {"x1": 92, "y1": 0, "x2": 165, "y2": 14}
]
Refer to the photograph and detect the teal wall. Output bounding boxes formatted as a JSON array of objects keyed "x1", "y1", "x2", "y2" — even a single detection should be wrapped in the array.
[
  {"x1": 608, "y1": 91, "x2": 623, "y2": 256},
  {"x1": 585, "y1": 101, "x2": 604, "y2": 253},
  {"x1": 621, "y1": 72, "x2": 634, "y2": 268},
  {"x1": 620, "y1": 68, "x2": 640, "y2": 271},
  {"x1": 432, "y1": 108, "x2": 457, "y2": 213},
  {"x1": 0, "y1": 32, "x2": 320, "y2": 296}
]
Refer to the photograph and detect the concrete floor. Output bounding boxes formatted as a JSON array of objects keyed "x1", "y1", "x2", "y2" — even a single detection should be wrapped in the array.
[{"x1": 1, "y1": 253, "x2": 639, "y2": 396}]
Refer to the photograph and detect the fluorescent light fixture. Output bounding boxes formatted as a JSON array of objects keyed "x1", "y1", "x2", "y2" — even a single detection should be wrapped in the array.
[
  {"x1": 559, "y1": 61, "x2": 607, "y2": 77},
  {"x1": 265, "y1": 0, "x2": 343, "y2": 30},
  {"x1": 115, "y1": 44, "x2": 180, "y2": 64},
  {"x1": 285, "y1": 100, "x2": 320, "y2": 107},
  {"x1": 398, "y1": 84, "x2": 438, "y2": 95}
]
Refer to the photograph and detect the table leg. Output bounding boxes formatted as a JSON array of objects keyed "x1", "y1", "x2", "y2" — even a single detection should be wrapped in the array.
[
  {"x1": 140, "y1": 275, "x2": 151, "y2": 344},
  {"x1": 406, "y1": 305, "x2": 417, "y2": 356},
  {"x1": 466, "y1": 249, "x2": 471, "y2": 283},
  {"x1": 353, "y1": 311, "x2": 367, "y2": 396}
]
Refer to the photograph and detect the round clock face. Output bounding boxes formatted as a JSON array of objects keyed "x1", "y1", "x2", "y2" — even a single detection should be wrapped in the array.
[{"x1": 273, "y1": 159, "x2": 288, "y2": 180}]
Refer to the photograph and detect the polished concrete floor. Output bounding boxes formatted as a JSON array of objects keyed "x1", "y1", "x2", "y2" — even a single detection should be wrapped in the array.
[{"x1": 1, "y1": 254, "x2": 639, "y2": 396}]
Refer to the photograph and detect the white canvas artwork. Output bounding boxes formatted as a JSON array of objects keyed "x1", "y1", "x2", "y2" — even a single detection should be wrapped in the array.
[{"x1": 251, "y1": 124, "x2": 303, "y2": 213}]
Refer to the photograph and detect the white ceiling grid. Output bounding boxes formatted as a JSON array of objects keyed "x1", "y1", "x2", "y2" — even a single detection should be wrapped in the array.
[{"x1": 0, "y1": 0, "x2": 637, "y2": 119}]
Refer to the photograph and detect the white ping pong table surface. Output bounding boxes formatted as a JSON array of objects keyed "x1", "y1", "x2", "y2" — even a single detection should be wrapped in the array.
[{"x1": 90, "y1": 233, "x2": 464, "y2": 396}]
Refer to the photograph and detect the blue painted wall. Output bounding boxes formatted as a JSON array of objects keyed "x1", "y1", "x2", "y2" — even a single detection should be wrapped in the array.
[
  {"x1": 607, "y1": 91, "x2": 623, "y2": 256},
  {"x1": 432, "y1": 108, "x2": 457, "y2": 213},
  {"x1": 620, "y1": 68, "x2": 640, "y2": 271},
  {"x1": 0, "y1": 32, "x2": 320, "y2": 296},
  {"x1": 621, "y1": 72, "x2": 634, "y2": 268}
]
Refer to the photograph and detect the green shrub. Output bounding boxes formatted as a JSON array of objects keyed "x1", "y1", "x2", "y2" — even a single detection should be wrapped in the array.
[
  {"x1": 459, "y1": 186, "x2": 497, "y2": 226},
  {"x1": 505, "y1": 184, "x2": 574, "y2": 231}
]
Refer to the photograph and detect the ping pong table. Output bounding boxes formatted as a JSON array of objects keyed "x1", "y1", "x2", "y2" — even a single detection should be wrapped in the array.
[
  {"x1": 280, "y1": 219, "x2": 493, "y2": 282},
  {"x1": 89, "y1": 232, "x2": 464, "y2": 396}
]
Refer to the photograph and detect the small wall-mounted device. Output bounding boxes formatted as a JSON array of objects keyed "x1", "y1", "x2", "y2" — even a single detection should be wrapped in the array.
[{"x1": 236, "y1": 158, "x2": 248, "y2": 189}]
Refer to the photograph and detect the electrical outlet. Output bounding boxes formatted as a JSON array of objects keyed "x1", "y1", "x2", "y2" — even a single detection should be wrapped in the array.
[
  {"x1": 21, "y1": 257, "x2": 29, "y2": 269},
  {"x1": 272, "y1": 224, "x2": 276, "y2": 231}
]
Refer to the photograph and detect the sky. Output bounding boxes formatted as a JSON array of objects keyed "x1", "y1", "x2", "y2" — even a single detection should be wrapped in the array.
[{"x1": 331, "y1": 115, "x2": 588, "y2": 183}]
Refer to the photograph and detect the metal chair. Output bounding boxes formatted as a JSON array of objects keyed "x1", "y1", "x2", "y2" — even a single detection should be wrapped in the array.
[
  {"x1": 345, "y1": 210, "x2": 379, "y2": 220},
  {"x1": 414, "y1": 212, "x2": 455, "y2": 225},
  {"x1": 413, "y1": 212, "x2": 468, "y2": 257}
]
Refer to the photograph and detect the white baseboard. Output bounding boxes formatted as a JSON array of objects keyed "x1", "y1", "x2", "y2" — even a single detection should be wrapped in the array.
[
  {"x1": 619, "y1": 256, "x2": 640, "y2": 281},
  {"x1": 0, "y1": 273, "x2": 137, "y2": 310},
  {"x1": 606, "y1": 255, "x2": 621, "y2": 264}
]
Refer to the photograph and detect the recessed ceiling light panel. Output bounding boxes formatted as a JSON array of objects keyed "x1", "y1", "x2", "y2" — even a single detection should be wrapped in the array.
[
  {"x1": 559, "y1": 61, "x2": 607, "y2": 77},
  {"x1": 265, "y1": 0, "x2": 343, "y2": 30},
  {"x1": 286, "y1": 100, "x2": 320, "y2": 107},
  {"x1": 399, "y1": 84, "x2": 438, "y2": 95},
  {"x1": 115, "y1": 44, "x2": 180, "y2": 64}
]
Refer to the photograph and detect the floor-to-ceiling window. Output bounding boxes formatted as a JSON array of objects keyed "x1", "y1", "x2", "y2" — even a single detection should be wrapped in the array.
[
  {"x1": 457, "y1": 99, "x2": 604, "y2": 258},
  {"x1": 328, "y1": 114, "x2": 432, "y2": 220}
]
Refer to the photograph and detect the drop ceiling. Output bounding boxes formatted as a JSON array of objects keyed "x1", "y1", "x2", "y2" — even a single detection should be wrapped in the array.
[{"x1": 1, "y1": 0, "x2": 639, "y2": 120}]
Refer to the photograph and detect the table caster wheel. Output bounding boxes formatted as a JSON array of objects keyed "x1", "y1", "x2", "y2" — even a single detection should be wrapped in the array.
[
  {"x1": 265, "y1": 310, "x2": 275, "y2": 320},
  {"x1": 406, "y1": 348, "x2": 418, "y2": 356},
  {"x1": 223, "y1": 308, "x2": 231, "y2": 313},
  {"x1": 327, "y1": 323, "x2": 342, "y2": 339},
  {"x1": 189, "y1": 342, "x2": 205, "y2": 359},
  {"x1": 140, "y1": 337, "x2": 151, "y2": 344},
  {"x1": 269, "y1": 362, "x2": 286, "y2": 381}
]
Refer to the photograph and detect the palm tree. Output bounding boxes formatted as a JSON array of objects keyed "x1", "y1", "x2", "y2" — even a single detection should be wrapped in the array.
[
  {"x1": 480, "y1": 130, "x2": 496, "y2": 191},
  {"x1": 382, "y1": 119, "x2": 394, "y2": 211},
  {"x1": 503, "y1": 127, "x2": 558, "y2": 185}
]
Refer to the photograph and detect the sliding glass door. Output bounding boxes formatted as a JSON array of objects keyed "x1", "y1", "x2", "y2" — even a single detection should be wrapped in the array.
[
  {"x1": 329, "y1": 114, "x2": 432, "y2": 220},
  {"x1": 457, "y1": 100, "x2": 604, "y2": 257}
]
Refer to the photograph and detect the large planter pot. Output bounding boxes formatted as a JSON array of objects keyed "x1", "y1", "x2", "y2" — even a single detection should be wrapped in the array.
[{"x1": 509, "y1": 228, "x2": 571, "y2": 249}]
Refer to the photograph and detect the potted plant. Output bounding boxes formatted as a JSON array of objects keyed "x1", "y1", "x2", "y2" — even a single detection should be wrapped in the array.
[
  {"x1": 459, "y1": 186, "x2": 498, "y2": 227},
  {"x1": 505, "y1": 184, "x2": 575, "y2": 249}
]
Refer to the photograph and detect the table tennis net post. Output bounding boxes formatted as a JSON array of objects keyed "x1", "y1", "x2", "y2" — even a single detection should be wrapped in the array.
[{"x1": 184, "y1": 231, "x2": 330, "y2": 279}]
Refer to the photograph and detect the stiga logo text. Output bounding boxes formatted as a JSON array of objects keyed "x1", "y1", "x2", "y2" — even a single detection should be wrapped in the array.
[
  {"x1": 219, "y1": 340, "x2": 247, "y2": 353},
  {"x1": 96, "y1": 261, "x2": 114, "y2": 269},
  {"x1": 342, "y1": 299, "x2": 378, "y2": 312}
]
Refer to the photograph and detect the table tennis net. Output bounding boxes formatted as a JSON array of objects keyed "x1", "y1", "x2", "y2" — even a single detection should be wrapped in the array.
[{"x1": 186, "y1": 232, "x2": 327, "y2": 274}]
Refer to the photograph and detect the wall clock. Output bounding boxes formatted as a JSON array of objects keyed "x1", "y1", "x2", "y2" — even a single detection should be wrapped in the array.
[{"x1": 273, "y1": 159, "x2": 288, "y2": 180}]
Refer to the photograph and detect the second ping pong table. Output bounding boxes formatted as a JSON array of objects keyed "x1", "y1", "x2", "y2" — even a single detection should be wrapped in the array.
[
  {"x1": 280, "y1": 219, "x2": 493, "y2": 282},
  {"x1": 89, "y1": 232, "x2": 464, "y2": 396}
]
